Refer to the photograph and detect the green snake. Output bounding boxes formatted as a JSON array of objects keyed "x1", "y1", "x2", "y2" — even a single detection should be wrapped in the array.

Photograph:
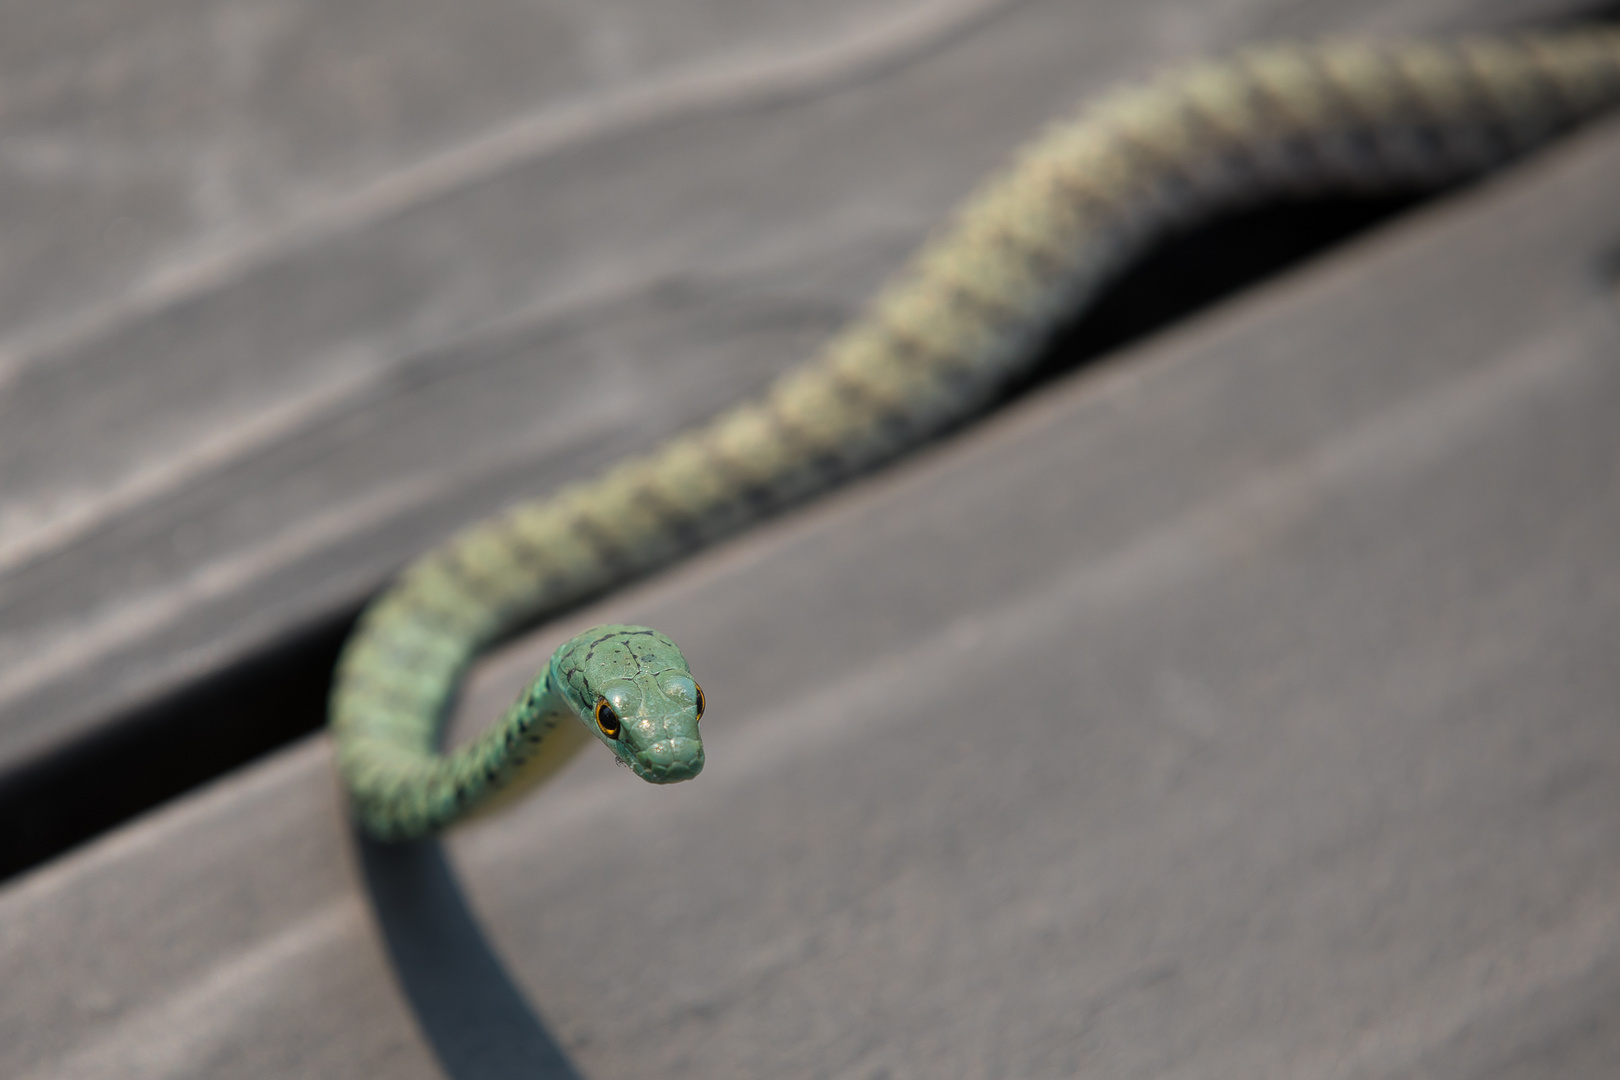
[{"x1": 331, "y1": 28, "x2": 1620, "y2": 841}]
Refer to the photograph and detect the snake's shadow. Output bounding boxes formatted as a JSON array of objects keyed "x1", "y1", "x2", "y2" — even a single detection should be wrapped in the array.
[{"x1": 357, "y1": 833, "x2": 585, "y2": 1080}]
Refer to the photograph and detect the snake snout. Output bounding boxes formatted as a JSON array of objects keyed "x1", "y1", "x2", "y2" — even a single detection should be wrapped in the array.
[{"x1": 635, "y1": 738, "x2": 704, "y2": 784}]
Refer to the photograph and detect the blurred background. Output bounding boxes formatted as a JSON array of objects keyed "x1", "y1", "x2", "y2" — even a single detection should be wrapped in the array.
[{"x1": 3, "y1": 1, "x2": 1620, "y2": 1077}]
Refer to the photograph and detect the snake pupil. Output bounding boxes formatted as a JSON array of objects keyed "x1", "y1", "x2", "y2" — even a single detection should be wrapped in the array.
[
  {"x1": 594, "y1": 699, "x2": 621, "y2": 739},
  {"x1": 694, "y1": 684, "x2": 705, "y2": 721}
]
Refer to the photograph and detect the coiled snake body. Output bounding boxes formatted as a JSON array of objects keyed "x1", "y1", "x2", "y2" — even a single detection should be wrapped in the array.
[{"x1": 331, "y1": 29, "x2": 1620, "y2": 841}]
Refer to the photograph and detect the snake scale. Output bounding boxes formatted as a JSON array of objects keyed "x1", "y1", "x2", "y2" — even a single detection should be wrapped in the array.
[{"x1": 331, "y1": 27, "x2": 1620, "y2": 841}]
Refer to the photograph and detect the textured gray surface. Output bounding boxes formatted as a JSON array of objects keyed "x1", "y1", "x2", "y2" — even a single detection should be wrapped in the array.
[
  {"x1": 4, "y1": 94, "x2": 1619, "y2": 1078},
  {"x1": 0, "y1": 0, "x2": 1589, "y2": 778}
]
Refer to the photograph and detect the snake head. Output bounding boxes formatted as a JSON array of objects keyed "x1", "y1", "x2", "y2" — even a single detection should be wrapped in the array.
[{"x1": 551, "y1": 624, "x2": 706, "y2": 784}]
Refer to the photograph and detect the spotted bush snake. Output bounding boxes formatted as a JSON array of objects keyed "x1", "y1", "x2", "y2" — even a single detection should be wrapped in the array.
[{"x1": 330, "y1": 28, "x2": 1620, "y2": 841}]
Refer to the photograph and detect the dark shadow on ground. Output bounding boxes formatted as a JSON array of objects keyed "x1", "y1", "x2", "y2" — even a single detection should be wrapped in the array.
[
  {"x1": 0, "y1": 609, "x2": 359, "y2": 883},
  {"x1": 357, "y1": 833, "x2": 584, "y2": 1080}
]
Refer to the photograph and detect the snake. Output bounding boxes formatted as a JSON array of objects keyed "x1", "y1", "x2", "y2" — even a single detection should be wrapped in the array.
[{"x1": 330, "y1": 27, "x2": 1620, "y2": 841}]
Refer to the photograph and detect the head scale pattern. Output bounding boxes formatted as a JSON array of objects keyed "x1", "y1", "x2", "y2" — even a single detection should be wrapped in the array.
[{"x1": 551, "y1": 624, "x2": 705, "y2": 783}]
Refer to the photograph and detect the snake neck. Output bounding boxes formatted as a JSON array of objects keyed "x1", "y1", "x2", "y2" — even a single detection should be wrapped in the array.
[
  {"x1": 336, "y1": 624, "x2": 704, "y2": 838},
  {"x1": 338, "y1": 660, "x2": 584, "y2": 841}
]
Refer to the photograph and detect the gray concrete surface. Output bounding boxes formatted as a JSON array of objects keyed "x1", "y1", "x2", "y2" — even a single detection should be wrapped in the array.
[
  {"x1": 0, "y1": 0, "x2": 1590, "y2": 781},
  {"x1": 4, "y1": 92, "x2": 1619, "y2": 1077}
]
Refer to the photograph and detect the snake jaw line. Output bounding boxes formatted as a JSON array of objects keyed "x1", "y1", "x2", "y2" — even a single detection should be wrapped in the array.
[{"x1": 631, "y1": 738, "x2": 706, "y2": 784}]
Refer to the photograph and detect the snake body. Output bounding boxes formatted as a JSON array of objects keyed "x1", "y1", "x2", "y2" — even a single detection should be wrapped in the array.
[{"x1": 331, "y1": 29, "x2": 1620, "y2": 841}]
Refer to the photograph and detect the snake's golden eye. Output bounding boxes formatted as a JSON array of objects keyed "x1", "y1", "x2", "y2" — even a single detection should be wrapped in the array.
[
  {"x1": 694, "y1": 683, "x2": 705, "y2": 721},
  {"x1": 594, "y1": 698, "x2": 621, "y2": 740}
]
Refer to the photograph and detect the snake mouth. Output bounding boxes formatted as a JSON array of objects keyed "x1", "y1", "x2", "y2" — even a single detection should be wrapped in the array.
[{"x1": 633, "y1": 738, "x2": 705, "y2": 784}]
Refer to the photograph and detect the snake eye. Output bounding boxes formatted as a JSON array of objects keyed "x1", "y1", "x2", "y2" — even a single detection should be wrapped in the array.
[
  {"x1": 594, "y1": 698, "x2": 621, "y2": 740},
  {"x1": 694, "y1": 683, "x2": 705, "y2": 721}
]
